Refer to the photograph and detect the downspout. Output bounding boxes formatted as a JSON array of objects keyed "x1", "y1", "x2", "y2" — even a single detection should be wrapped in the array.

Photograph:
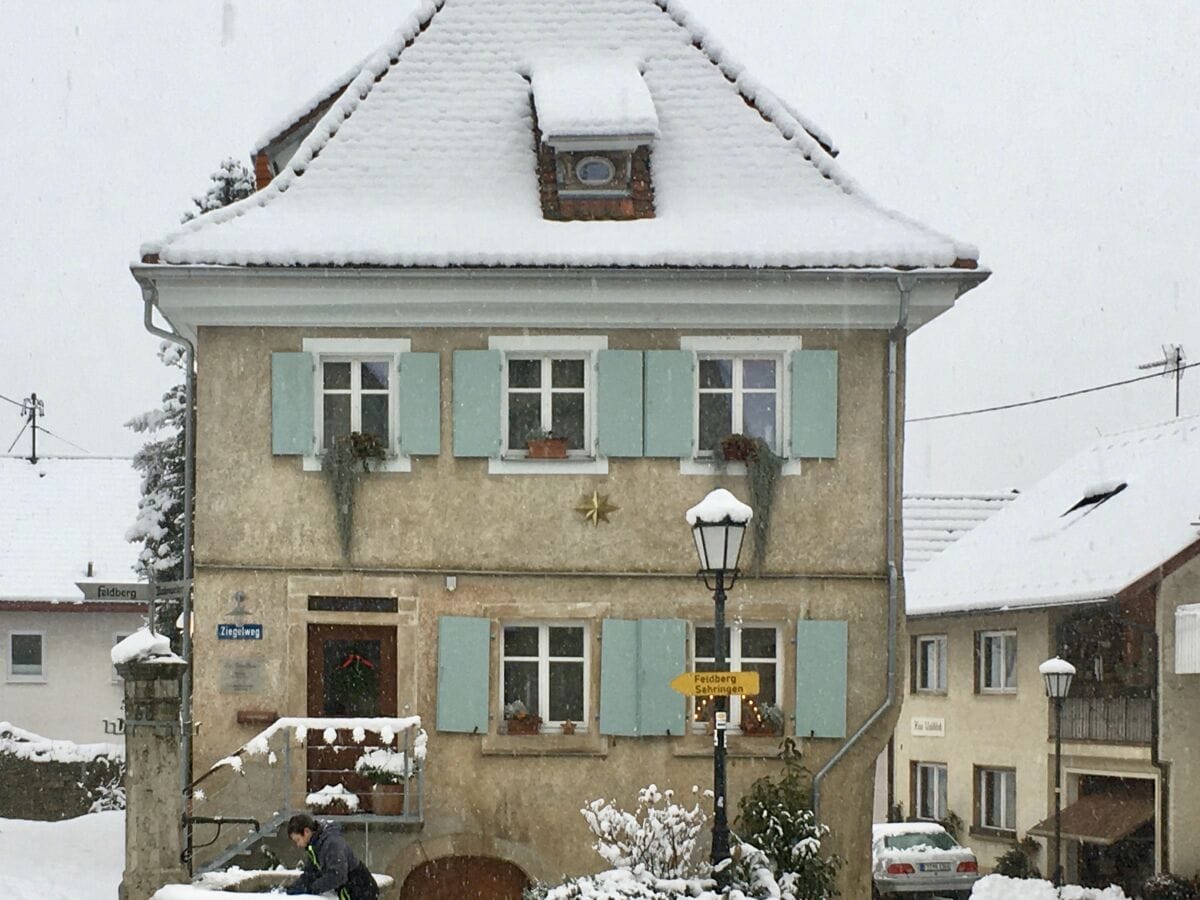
[
  {"x1": 135, "y1": 275, "x2": 196, "y2": 811},
  {"x1": 812, "y1": 273, "x2": 913, "y2": 822}
]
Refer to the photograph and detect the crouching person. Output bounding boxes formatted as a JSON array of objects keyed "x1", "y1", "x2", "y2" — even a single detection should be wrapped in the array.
[{"x1": 285, "y1": 813, "x2": 379, "y2": 900}]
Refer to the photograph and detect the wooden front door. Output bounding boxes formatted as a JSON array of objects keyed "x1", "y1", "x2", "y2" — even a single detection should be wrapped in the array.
[{"x1": 306, "y1": 624, "x2": 397, "y2": 814}]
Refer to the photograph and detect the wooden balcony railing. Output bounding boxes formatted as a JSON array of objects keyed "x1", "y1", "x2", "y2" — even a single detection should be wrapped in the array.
[{"x1": 1054, "y1": 696, "x2": 1152, "y2": 744}]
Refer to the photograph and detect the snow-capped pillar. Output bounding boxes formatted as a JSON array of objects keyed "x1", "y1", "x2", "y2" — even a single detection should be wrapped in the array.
[{"x1": 116, "y1": 652, "x2": 190, "y2": 900}]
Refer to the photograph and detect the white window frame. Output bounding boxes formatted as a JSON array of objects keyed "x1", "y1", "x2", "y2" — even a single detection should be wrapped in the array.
[
  {"x1": 977, "y1": 766, "x2": 1017, "y2": 832},
  {"x1": 915, "y1": 635, "x2": 948, "y2": 693},
  {"x1": 679, "y1": 336, "x2": 803, "y2": 476},
  {"x1": 8, "y1": 631, "x2": 46, "y2": 683},
  {"x1": 690, "y1": 623, "x2": 783, "y2": 734},
  {"x1": 488, "y1": 335, "x2": 608, "y2": 475},
  {"x1": 913, "y1": 761, "x2": 948, "y2": 821},
  {"x1": 112, "y1": 632, "x2": 131, "y2": 684},
  {"x1": 301, "y1": 337, "x2": 412, "y2": 472},
  {"x1": 500, "y1": 621, "x2": 590, "y2": 732},
  {"x1": 978, "y1": 629, "x2": 1018, "y2": 693}
]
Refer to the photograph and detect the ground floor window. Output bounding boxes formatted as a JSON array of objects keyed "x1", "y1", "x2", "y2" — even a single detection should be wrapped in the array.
[
  {"x1": 913, "y1": 761, "x2": 948, "y2": 821},
  {"x1": 692, "y1": 624, "x2": 781, "y2": 734},
  {"x1": 501, "y1": 623, "x2": 587, "y2": 729},
  {"x1": 977, "y1": 766, "x2": 1017, "y2": 832}
]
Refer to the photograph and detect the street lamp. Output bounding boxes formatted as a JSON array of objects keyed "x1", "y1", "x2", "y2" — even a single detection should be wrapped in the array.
[
  {"x1": 1040, "y1": 656, "x2": 1075, "y2": 888},
  {"x1": 686, "y1": 488, "x2": 752, "y2": 888}
]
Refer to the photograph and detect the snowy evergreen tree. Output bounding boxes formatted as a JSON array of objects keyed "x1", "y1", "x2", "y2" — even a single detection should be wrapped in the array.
[
  {"x1": 126, "y1": 343, "x2": 188, "y2": 633},
  {"x1": 180, "y1": 156, "x2": 255, "y2": 222}
]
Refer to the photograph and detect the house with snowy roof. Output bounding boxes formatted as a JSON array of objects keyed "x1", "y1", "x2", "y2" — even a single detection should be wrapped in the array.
[
  {"x1": 131, "y1": 0, "x2": 987, "y2": 894},
  {"x1": 893, "y1": 416, "x2": 1200, "y2": 893},
  {"x1": 0, "y1": 456, "x2": 146, "y2": 744}
]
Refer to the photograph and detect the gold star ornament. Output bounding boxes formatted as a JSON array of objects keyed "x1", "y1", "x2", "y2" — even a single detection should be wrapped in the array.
[{"x1": 575, "y1": 490, "x2": 619, "y2": 527}]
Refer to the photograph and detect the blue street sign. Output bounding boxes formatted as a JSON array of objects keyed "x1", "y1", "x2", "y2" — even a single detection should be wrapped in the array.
[{"x1": 217, "y1": 623, "x2": 263, "y2": 640}]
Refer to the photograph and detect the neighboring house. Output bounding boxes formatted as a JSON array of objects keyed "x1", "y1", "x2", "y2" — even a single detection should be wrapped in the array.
[
  {"x1": 132, "y1": 1, "x2": 986, "y2": 895},
  {"x1": 0, "y1": 456, "x2": 146, "y2": 743},
  {"x1": 903, "y1": 491, "x2": 1017, "y2": 574},
  {"x1": 894, "y1": 417, "x2": 1200, "y2": 894}
]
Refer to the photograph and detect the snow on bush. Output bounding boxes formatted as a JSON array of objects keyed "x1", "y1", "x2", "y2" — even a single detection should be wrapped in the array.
[{"x1": 581, "y1": 784, "x2": 710, "y2": 879}]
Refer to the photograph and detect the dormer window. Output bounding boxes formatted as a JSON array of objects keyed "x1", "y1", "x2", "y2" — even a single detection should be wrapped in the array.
[{"x1": 530, "y1": 58, "x2": 659, "y2": 221}]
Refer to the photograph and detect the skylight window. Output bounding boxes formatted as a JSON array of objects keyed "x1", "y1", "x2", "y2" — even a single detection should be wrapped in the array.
[{"x1": 1061, "y1": 481, "x2": 1127, "y2": 517}]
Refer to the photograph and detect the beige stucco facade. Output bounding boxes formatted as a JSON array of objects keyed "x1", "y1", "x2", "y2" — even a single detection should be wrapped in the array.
[
  {"x1": 187, "y1": 321, "x2": 906, "y2": 895},
  {"x1": 1, "y1": 608, "x2": 141, "y2": 743}
]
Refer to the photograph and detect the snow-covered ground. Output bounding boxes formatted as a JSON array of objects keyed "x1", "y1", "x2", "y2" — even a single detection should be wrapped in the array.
[
  {"x1": 0, "y1": 811, "x2": 1132, "y2": 899},
  {"x1": 0, "y1": 812, "x2": 123, "y2": 900}
]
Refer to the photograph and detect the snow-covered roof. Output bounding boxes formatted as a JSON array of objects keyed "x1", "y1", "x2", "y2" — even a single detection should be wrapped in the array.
[
  {"x1": 903, "y1": 491, "x2": 1017, "y2": 573},
  {"x1": 531, "y1": 58, "x2": 659, "y2": 141},
  {"x1": 907, "y1": 416, "x2": 1200, "y2": 616},
  {"x1": 0, "y1": 456, "x2": 143, "y2": 601},
  {"x1": 145, "y1": 0, "x2": 978, "y2": 270}
]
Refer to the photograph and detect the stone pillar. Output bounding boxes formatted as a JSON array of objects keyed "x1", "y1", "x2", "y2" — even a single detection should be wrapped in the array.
[{"x1": 117, "y1": 656, "x2": 190, "y2": 900}]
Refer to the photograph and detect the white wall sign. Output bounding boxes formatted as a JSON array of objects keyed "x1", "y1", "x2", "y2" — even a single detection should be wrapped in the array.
[
  {"x1": 911, "y1": 716, "x2": 945, "y2": 737},
  {"x1": 219, "y1": 658, "x2": 265, "y2": 694}
]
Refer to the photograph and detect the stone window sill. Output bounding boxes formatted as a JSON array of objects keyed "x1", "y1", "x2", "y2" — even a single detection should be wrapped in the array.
[{"x1": 481, "y1": 731, "x2": 608, "y2": 757}]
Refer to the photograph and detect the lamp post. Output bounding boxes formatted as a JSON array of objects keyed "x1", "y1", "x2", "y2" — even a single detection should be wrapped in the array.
[
  {"x1": 1040, "y1": 656, "x2": 1075, "y2": 888},
  {"x1": 686, "y1": 488, "x2": 752, "y2": 889}
]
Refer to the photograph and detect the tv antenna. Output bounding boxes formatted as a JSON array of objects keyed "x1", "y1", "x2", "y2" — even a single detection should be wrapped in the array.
[{"x1": 1137, "y1": 345, "x2": 1186, "y2": 417}]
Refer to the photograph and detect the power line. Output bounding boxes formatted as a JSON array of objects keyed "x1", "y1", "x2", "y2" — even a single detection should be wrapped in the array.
[
  {"x1": 37, "y1": 426, "x2": 90, "y2": 455},
  {"x1": 907, "y1": 360, "x2": 1200, "y2": 424},
  {"x1": 0, "y1": 392, "x2": 24, "y2": 409}
]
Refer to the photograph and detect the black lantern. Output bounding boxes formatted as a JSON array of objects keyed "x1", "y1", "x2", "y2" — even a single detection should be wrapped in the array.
[
  {"x1": 1040, "y1": 656, "x2": 1075, "y2": 699},
  {"x1": 1040, "y1": 655, "x2": 1075, "y2": 887}
]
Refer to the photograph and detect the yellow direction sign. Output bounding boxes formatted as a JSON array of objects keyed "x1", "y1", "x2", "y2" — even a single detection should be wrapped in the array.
[{"x1": 669, "y1": 670, "x2": 760, "y2": 697}]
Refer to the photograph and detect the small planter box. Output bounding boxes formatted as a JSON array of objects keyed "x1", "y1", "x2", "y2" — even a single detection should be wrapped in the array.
[
  {"x1": 527, "y1": 438, "x2": 568, "y2": 459},
  {"x1": 371, "y1": 783, "x2": 406, "y2": 816},
  {"x1": 505, "y1": 715, "x2": 543, "y2": 735}
]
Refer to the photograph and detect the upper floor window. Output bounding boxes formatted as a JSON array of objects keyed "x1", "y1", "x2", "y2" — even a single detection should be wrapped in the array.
[
  {"x1": 976, "y1": 766, "x2": 1016, "y2": 832},
  {"x1": 977, "y1": 630, "x2": 1017, "y2": 693},
  {"x1": 8, "y1": 632, "x2": 45, "y2": 682},
  {"x1": 913, "y1": 761, "x2": 948, "y2": 821},
  {"x1": 693, "y1": 624, "x2": 782, "y2": 735},
  {"x1": 501, "y1": 623, "x2": 587, "y2": 732},
  {"x1": 321, "y1": 358, "x2": 390, "y2": 451},
  {"x1": 914, "y1": 635, "x2": 948, "y2": 693},
  {"x1": 697, "y1": 356, "x2": 781, "y2": 455},
  {"x1": 504, "y1": 356, "x2": 589, "y2": 456}
]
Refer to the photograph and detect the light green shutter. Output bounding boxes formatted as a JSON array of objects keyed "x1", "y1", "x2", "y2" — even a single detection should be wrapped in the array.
[
  {"x1": 271, "y1": 352, "x2": 314, "y2": 455},
  {"x1": 643, "y1": 350, "x2": 694, "y2": 457},
  {"x1": 600, "y1": 620, "x2": 640, "y2": 735},
  {"x1": 597, "y1": 350, "x2": 644, "y2": 457},
  {"x1": 600, "y1": 619, "x2": 685, "y2": 736},
  {"x1": 398, "y1": 352, "x2": 441, "y2": 456},
  {"x1": 637, "y1": 619, "x2": 687, "y2": 736},
  {"x1": 436, "y1": 616, "x2": 491, "y2": 733},
  {"x1": 790, "y1": 349, "x2": 838, "y2": 459},
  {"x1": 452, "y1": 350, "x2": 501, "y2": 458},
  {"x1": 794, "y1": 620, "x2": 848, "y2": 739}
]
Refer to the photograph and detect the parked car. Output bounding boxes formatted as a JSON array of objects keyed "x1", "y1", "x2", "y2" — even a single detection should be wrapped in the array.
[{"x1": 871, "y1": 822, "x2": 980, "y2": 899}]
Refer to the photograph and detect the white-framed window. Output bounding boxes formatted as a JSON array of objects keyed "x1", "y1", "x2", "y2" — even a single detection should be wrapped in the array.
[
  {"x1": 8, "y1": 631, "x2": 45, "y2": 682},
  {"x1": 112, "y1": 633, "x2": 131, "y2": 683},
  {"x1": 977, "y1": 630, "x2": 1017, "y2": 693},
  {"x1": 302, "y1": 338, "x2": 411, "y2": 472},
  {"x1": 692, "y1": 624, "x2": 782, "y2": 734},
  {"x1": 913, "y1": 761, "x2": 948, "y2": 821},
  {"x1": 915, "y1": 635, "x2": 948, "y2": 693},
  {"x1": 977, "y1": 766, "x2": 1016, "y2": 832},
  {"x1": 501, "y1": 622, "x2": 588, "y2": 731},
  {"x1": 680, "y1": 336, "x2": 802, "y2": 475},
  {"x1": 488, "y1": 335, "x2": 607, "y2": 475}
]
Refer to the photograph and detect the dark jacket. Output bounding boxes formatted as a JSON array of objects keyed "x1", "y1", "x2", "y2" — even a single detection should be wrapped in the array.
[{"x1": 286, "y1": 822, "x2": 378, "y2": 900}]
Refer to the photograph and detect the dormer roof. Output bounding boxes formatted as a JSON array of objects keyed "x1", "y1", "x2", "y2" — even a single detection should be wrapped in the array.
[
  {"x1": 144, "y1": 0, "x2": 980, "y2": 271},
  {"x1": 530, "y1": 58, "x2": 659, "y2": 147}
]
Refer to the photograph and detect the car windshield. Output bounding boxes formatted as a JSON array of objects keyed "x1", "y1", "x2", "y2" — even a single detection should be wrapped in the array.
[{"x1": 883, "y1": 831, "x2": 958, "y2": 851}]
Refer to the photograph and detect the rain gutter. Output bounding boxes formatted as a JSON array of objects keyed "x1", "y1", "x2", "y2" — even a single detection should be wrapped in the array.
[
  {"x1": 812, "y1": 273, "x2": 914, "y2": 822},
  {"x1": 134, "y1": 273, "x2": 196, "y2": 805}
]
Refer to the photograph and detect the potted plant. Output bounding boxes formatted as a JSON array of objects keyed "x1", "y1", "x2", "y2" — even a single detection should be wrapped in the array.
[
  {"x1": 716, "y1": 433, "x2": 783, "y2": 573},
  {"x1": 741, "y1": 701, "x2": 784, "y2": 736},
  {"x1": 354, "y1": 747, "x2": 410, "y2": 816},
  {"x1": 560, "y1": 720, "x2": 577, "y2": 735},
  {"x1": 503, "y1": 699, "x2": 543, "y2": 735},
  {"x1": 526, "y1": 428, "x2": 569, "y2": 459}
]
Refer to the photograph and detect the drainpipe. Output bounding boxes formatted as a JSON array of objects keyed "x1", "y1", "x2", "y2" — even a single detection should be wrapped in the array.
[
  {"x1": 135, "y1": 274, "x2": 195, "y2": 805},
  {"x1": 812, "y1": 274, "x2": 913, "y2": 823}
]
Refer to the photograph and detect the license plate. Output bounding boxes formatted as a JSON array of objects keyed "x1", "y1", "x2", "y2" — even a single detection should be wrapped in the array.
[{"x1": 918, "y1": 862, "x2": 951, "y2": 872}]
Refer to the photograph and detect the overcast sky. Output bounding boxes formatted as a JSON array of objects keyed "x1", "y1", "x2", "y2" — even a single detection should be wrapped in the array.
[{"x1": 2, "y1": 1, "x2": 1197, "y2": 492}]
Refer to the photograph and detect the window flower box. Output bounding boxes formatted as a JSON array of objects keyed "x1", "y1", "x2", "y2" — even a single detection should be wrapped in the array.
[{"x1": 527, "y1": 436, "x2": 568, "y2": 459}]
